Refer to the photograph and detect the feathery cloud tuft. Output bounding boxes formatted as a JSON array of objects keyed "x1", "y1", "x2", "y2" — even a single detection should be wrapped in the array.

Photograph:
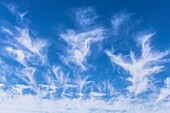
[{"x1": 106, "y1": 33, "x2": 168, "y2": 95}]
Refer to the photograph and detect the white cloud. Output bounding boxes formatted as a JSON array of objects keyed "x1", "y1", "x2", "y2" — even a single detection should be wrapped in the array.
[
  {"x1": 74, "y1": 75, "x2": 93, "y2": 96},
  {"x1": 16, "y1": 28, "x2": 48, "y2": 62},
  {"x1": 5, "y1": 4, "x2": 27, "y2": 21},
  {"x1": 22, "y1": 67, "x2": 36, "y2": 86},
  {"x1": 106, "y1": 33, "x2": 168, "y2": 95},
  {"x1": 60, "y1": 8, "x2": 105, "y2": 71},
  {"x1": 2, "y1": 27, "x2": 49, "y2": 66},
  {"x1": 0, "y1": 93, "x2": 170, "y2": 113},
  {"x1": 157, "y1": 77, "x2": 170, "y2": 101},
  {"x1": 111, "y1": 12, "x2": 130, "y2": 35},
  {"x1": 1, "y1": 27, "x2": 13, "y2": 36},
  {"x1": 0, "y1": 5, "x2": 170, "y2": 113},
  {"x1": 74, "y1": 7, "x2": 97, "y2": 27},
  {"x1": 5, "y1": 46, "x2": 26, "y2": 65},
  {"x1": 52, "y1": 66, "x2": 70, "y2": 87},
  {"x1": 60, "y1": 28, "x2": 104, "y2": 71}
]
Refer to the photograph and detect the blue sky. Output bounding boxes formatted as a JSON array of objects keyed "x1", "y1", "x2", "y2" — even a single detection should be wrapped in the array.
[{"x1": 0, "y1": 0, "x2": 170, "y2": 113}]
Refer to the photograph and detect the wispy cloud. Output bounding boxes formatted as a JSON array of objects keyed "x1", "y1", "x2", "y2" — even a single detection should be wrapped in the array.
[
  {"x1": 2, "y1": 27, "x2": 49, "y2": 66},
  {"x1": 60, "y1": 28, "x2": 105, "y2": 71},
  {"x1": 1, "y1": 27, "x2": 13, "y2": 36},
  {"x1": 73, "y1": 7, "x2": 97, "y2": 28},
  {"x1": 111, "y1": 12, "x2": 131, "y2": 35},
  {"x1": 5, "y1": 4, "x2": 27, "y2": 21},
  {"x1": 15, "y1": 28, "x2": 48, "y2": 63},
  {"x1": 0, "y1": 4, "x2": 170, "y2": 113},
  {"x1": 106, "y1": 33, "x2": 168, "y2": 95},
  {"x1": 59, "y1": 8, "x2": 106, "y2": 71},
  {"x1": 5, "y1": 46, "x2": 26, "y2": 65},
  {"x1": 157, "y1": 77, "x2": 170, "y2": 101}
]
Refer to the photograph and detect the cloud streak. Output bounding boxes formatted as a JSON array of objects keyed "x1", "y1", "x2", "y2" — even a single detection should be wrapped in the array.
[
  {"x1": 60, "y1": 28, "x2": 105, "y2": 71},
  {"x1": 111, "y1": 12, "x2": 131, "y2": 35},
  {"x1": 5, "y1": 4, "x2": 27, "y2": 21},
  {"x1": 60, "y1": 8, "x2": 105, "y2": 71},
  {"x1": 2, "y1": 27, "x2": 49, "y2": 66},
  {"x1": 106, "y1": 33, "x2": 168, "y2": 95}
]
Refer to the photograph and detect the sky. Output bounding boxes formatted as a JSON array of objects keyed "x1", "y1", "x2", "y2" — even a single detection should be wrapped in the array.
[{"x1": 0, "y1": 0, "x2": 170, "y2": 113}]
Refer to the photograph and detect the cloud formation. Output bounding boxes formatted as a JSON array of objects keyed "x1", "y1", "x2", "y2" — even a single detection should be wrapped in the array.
[
  {"x1": 5, "y1": 3, "x2": 27, "y2": 21},
  {"x1": 73, "y1": 7, "x2": 97, "y2": 28},
  {"x1": 60, "y1": 8, "x2": 105, "y2": 71},
  {"x1": 111, "y1": 12, "x2": 131, "y2": 35},
  {"x1": 0, "y1": 4, "x2": 170, "y2": 113},
  {"x1": 60, "y1": 28, "x2": 104, "y2": 71},
  {"x1": 2, "y1": 27, "x2": 49, "y2": 66},
  {"x1": 106, "y1": 33, "x2": 168, "y2": 95}
]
